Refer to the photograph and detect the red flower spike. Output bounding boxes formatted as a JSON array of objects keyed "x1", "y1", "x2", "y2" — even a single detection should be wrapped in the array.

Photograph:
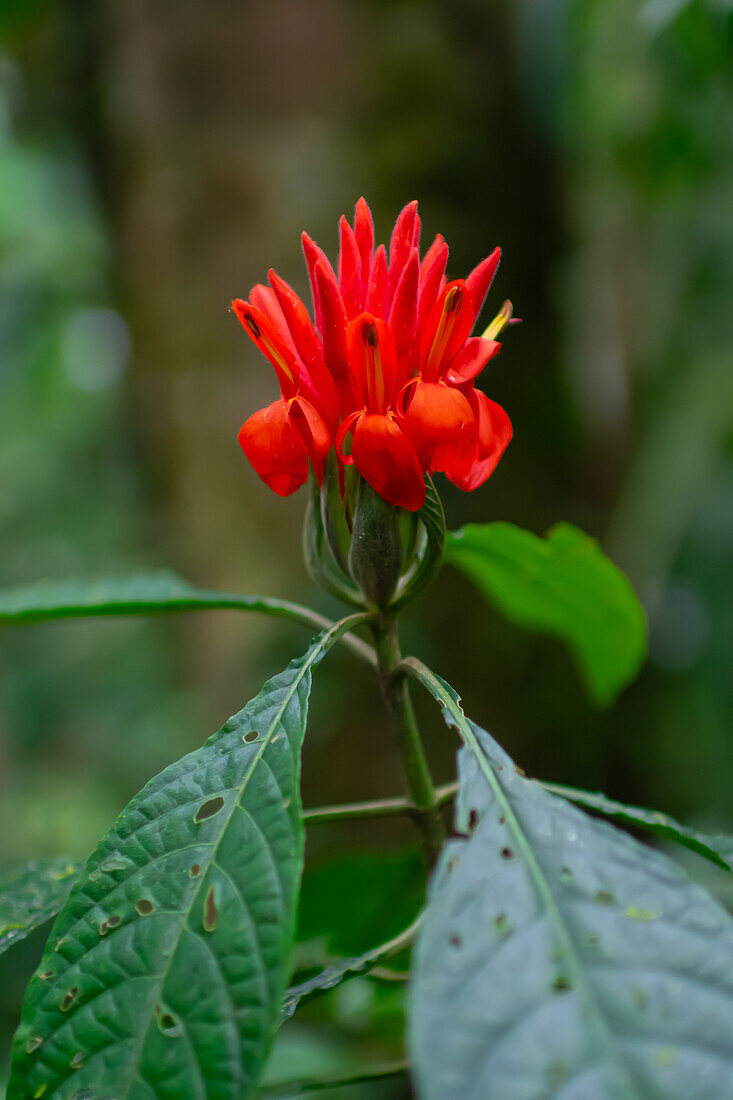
[
  {"x1": 388, "y1": 247, "x2": 419, "y2": 365},
  {"x1": 233, "y1": 197, "x2": 513, "y2": 512},
  {"x1": 465, "y1": 247, "x2": 501, "y2": 321},
  {"x1": 338, "y1": 216, "x2": 364, "y2": 318},
  {"x1": 353, "y1": 197, "x2": 375, "y2": 286},
  {"x1": 365, "y1": 244, "x2": 389, "y2": 318}
]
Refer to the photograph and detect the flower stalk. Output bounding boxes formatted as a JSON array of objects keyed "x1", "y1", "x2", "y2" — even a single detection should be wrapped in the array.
[{"x1": 371, "y1": 614, "x2": 446, "y2": 866}]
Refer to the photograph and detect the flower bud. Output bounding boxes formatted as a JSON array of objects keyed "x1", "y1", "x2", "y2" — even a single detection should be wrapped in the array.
[{"x1": 304, "y1": 471, "x2": 445, "y2": 611}]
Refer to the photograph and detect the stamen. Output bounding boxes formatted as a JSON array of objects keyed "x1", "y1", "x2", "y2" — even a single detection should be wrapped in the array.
[
  {"x1": 243, "y1": 311, "x2": 261, "y2": 339},
  {"x1": 426, "y1": 286, "x2": 464, "y2": 377},
  {"x1": 246, "y1": 308, "x2": 296, "y2": 390},
  {"x1": 482, "y1": 299, "x2": 513, "y2": 341},
  {"x1": 361, "y1": 319, "x2": 385, "y2": 412}
]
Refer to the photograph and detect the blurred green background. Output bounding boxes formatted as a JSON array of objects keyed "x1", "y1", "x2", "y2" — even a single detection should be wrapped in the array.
[{"x1": 1, "y1": 0, "x2": 732, "y2": 1093}]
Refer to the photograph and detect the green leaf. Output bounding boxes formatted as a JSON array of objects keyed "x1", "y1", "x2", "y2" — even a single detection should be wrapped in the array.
[
  {"x1": 0, "y1": 859, "x2": 79, "y2": 956},
  {"x1": 0, "y1": 573, "x2": 375, "y2": 666},
  {"x1": 9, "y1": 617, "x2": 363, "y2": 1100},
  {"x1": 445, "y1": 522, "x2": 647, "y2": 704},
  {"x1": 282, "y1": 915, "x2": 420, "y2": 1024},
  {"x1": 405, "y1": 661, "x2": 733, "y2": 1100},
  {"x1": 544, "y1": 782, "x2": 733, "y2": 872}
]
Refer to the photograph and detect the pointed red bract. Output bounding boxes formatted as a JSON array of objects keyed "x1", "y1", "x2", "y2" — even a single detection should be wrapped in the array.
[{"x1": 233, "y1": 199, "x2": 512, "y2": 510}]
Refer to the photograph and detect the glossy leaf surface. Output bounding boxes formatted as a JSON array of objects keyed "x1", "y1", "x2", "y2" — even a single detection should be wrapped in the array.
[
  {"x1": 407, "y1": 662, "x2": 733, "y2": 1100},
  {"x1": 0, "y1": 859, "x2": 79, "y2": 956},
  {"x1": 445, "y1": 522, "x2": 647, "y2": 704},
  {"x1": 9, "y1": 621, "x2": 355, "y2": 1100}
]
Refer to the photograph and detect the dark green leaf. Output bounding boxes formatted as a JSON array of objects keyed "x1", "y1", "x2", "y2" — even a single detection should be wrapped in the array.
[
  {"x1": 9, "y1": 618, "x2": 361, "y2": 1100},
  {"x1": 282, "y1": 915, "x2": 420, "y2": 1023},
  {"x1": 406, "y1": 660, "x2": 733, "y2": 1100},
  {"x1": 544, "y1": 782, "x2": 733, "y2": 872},
  {"x1": 0, "y1": 859, "x2": 79, "y2": 956},
  {"x1": 445, "y1": 522, "x2": 647, "y2": 704},
  {"x1": 0, "y1": 573, "x2": 375, "y2": 666}
]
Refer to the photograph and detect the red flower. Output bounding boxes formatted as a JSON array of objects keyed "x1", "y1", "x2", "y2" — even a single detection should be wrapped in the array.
[{"x1": 233, "y1": 199, "x2": 513, "y2": 510}]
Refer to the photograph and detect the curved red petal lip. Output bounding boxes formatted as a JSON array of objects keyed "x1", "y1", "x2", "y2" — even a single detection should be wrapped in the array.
[
  {"x1": 238, "y1": 399, "x2": 310, "y2": 497},
  {"x1": 445, "y1": 389, "x2": 512, "y2": 490},
  {"x1": 399, "y1": 380, "x2": 476, "y2": 471},
  {"x1": 445, "y1": 336, "x2": 500, "y2": 385},
  {"x1": 351, "y1": 413, "x2": 426, "y2": 511}
]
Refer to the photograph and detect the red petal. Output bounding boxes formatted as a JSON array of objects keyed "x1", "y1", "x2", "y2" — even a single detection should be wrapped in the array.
[
  {"x1": 315, "y1": 259, "x2": 354, "y2": 413},
  {"x1": 399, "y1": 380, "x2": 476, "y2": 471},
  {"x1": 289, "y1": 396, "x2": 332, "y2": 484},
  {"x1": 232, "y1": 299, "x2": 300, "y2": 399},
  {"x1": 268, "y1": 269, "x2": 339, "y2": 431},
  {"x1": 346, "y1": 313, "x2": 399, "y2": 413},
  {"x1": 338, "y1": 216, "x2": 364, "y2": 318},
  {"x1": 238, "y1": 399, "x2": 309, "y2": 496},
  {"x1": 302, "y1": 232, "x2": 336, "y2": 337},
  {"x1": 446, "y1": 389, "x2": 512, "y2": 491},
  {"x1": 389, "y1": 200, "x2": 420, "y2": 298},
  {"x1": 365, "y1": 244, "x2": 389, "y2": 319},
  {"x1": 388, "y1": 247, "x2": 419, "y2": 364},
  {"x1": 417, "y1": 236, "x2": 449, "y2": 331},
  {"x1": 465, "y1": 247, "x2": 501, "y2": 323},
  {"x1": 351, "y1": 413, "x2": 426, "y2": 511},
  {"x1": 353, "y1": 197, "x2": 375, "y2": 286},
  {"x1": 445, "y1": 336, "x2": 500, "y2": 385}
]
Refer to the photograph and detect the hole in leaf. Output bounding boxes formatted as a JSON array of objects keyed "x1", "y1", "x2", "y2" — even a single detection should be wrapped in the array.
[
  {"x1": 552, "y1": 975, "x2": 573, "y2": 994},
  {"x1": 498, "y1": 815, "x2": 506, "y2": 825},
  {"x1": 136, "y1": 899, "x2": 154, "y2": 916},
  {"x1": 25, "y1": 1036, "x2": 43, "y2": 1054},
  {"x1": 60, "y1": 987, "x2": 79, "y2": 1012},
  {"x1": 467, "y1": 809, "x2": 479, "y2": 832},
  {"x1": 243, "y1": 730, "x2": 259, "y2": 743},
  {"x1": 189, "y1": 864, "x2": 201, "y2": 877},
  {"x1": 39, "y1": 971, "x2": 54, "y2": 981},
  {"x1": 449, "y1": 934, "x2": 462, "y2": 948},
  {"x1": 500, "y1": 847, "x2": 514, "y2": 860},
  {"x1": 203, "y1": 887, "x2": 218, "y2": 932},
  {"x1": 194, "y1": 796, "x2": 225, "y2": 823},
  {"x1": 98, "y1": 915, "x2": 121, "y2": 936},
  {"x1": 156, "y1": 1005, "x2": 183, "y2": 1037}
]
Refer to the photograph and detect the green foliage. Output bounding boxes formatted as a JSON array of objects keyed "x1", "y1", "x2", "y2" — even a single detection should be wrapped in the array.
[
  {"x1": 445, "y1": 522, "x2": 647, "y2": 705},
  {"x1": 407, "y1": 663, "x2": 733, "y2": 1099},
  {"x1": 415, "y1": 756, "x2": 733, "y2": 1096},
  {"x1": 0, "y1": 860, "x2": 79, "y2": 957},
  {"x1": 8, "y1": 623, "x2": 352, "y2": 1100}
]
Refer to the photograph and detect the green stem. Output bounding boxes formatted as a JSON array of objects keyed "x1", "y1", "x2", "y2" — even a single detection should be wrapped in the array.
[
  {"x1": 302, "y1": 782, "x2": 458, "y2": 825},
  {"x1": 371, "y1": 616, "x2": 446, "y2": 866}
]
